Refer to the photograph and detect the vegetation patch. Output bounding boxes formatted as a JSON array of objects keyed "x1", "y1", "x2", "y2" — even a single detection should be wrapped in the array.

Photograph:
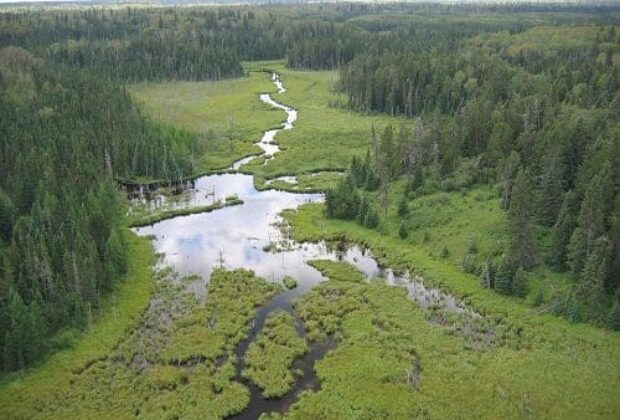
[
  {"x1": 131, "y1": 67, "x2": 283, "y2": 172},
  {"x1": 283, "y1": 205, "x2": 620, "y2": 418},
  {"x1": 128, "y1": 198, "x2": 244, "y2": 227},
  {"x1": 282, "y1": 276, "x2": 298, "y2": 289},
  {"x1": 243, "y1": 311, "x2": 308, "y2": 398},
  {"x1": 0, "y1": 268, "x2": 280, "y2": 418}
]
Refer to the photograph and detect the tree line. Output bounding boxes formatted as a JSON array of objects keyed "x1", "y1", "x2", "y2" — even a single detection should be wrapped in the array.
[{"x1": 0, "y1": 47, "x2": 204, "y2": 371}]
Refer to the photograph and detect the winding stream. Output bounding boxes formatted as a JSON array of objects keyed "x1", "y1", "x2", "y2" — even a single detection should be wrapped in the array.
[{"x1": 133, "y1": 74, "x2": 474, "y2": 418}]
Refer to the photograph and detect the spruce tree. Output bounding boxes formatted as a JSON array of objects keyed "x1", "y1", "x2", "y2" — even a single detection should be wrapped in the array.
[
  {"x1": 607, "y1": 302, "x2": 620, "y2": 331},
  {"x1": 577, "y1": 236, "x2": 612, "y2": 316},
  {"x1": 357, "y1": 195, "x2": 369, "y2": 226},
  {"x1": 507, "y1": 167, "x2": 538, "y2": 269},
  {"x1": 0, "y1": 188, "x2": 15, "y2": 243},
  {"x1": 399, "y1": 221, "x2": 408, "y2": 239},
  {"x1": 512, "y1": 267, "x2": 529, "y2": 298},
  {"x1": 494, "y1": 256, "x2": 514, "y2": 296},
  {"x1": 398, "y1": 196, "x2": 409, "y2": 218},
  {"x1": 551, "y1": 190, "x2": 579, "y2": 269},
  {"x1": 479, "y1": 261, "x2": 493, "y2": 289},
  {"x1": 568, "y1": 162, "x2": 613, "y2": 276},
  {"x1": 539, "y1": 151, "x2": 565, "y2": 227}
]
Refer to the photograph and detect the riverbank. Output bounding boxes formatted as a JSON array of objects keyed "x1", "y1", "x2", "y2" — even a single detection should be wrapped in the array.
[{"x1": 282, "y1": 202, "x2": 620, "y2": 418}]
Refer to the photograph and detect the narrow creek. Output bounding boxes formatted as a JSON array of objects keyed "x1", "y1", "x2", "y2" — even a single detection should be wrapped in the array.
[{"x1": 133, "y1": 73, "x2": 474, "y2": 418}]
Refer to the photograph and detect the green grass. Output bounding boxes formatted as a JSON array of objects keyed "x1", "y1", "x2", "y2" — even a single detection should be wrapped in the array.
[
  {"x1": 0, "y1": 268, "x2": 282, "y2": 419},
  {"x1": 131, "y1": 64, "x2": 283, "y2": 172},
  {"x1": 243, "y1": 311, "x2": 308, "y2": 398},
  {"x1": 0, "y1": 232, "x2": 155, "y2": 418},
  {"x1": 244, "y1": 63, "x2": 405, "y2": 184},
  {"x1": 282, "y1": 204, "x2": 620, "y2": 418},
  {"x1": 162, "y1": 269, "x2": 280, "y2": 364},
  {"x1": 127, "y1": 198, "x2": 243, "y2": 227}
]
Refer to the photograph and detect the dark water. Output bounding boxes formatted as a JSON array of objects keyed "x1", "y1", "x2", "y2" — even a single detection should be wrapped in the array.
[{"x1": 133, "y1": 74, "x2": 474, "y2": 418}]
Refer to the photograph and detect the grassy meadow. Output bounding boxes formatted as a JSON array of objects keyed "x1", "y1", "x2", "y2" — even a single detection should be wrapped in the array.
[{"x1": 131, "y1": 65, "x2": 283, "y2": 172}]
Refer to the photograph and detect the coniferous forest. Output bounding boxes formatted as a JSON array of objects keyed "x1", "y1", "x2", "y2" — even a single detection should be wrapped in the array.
[{"x1": 0, "y1": 2, "x2": 618, "y2": 419}]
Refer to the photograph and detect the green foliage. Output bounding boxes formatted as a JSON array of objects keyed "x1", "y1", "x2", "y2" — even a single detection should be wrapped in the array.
[
  {"x1": 507, "y1": 167, "x2": 539, "y2": 269},
  {"x1": 243, "y1": 311, "x2": 307, "y2": 398},
  {"x1": 440, "y1": 246, "x2": 450, "y2": 259},
  {"x1": 282, "y1": 276, "x2": 298, "y2": 290},
  {"x1": 551, "y1": 190, "x2": 579, "y2": 269},
  {"x1": 494, "y1": 257, "x2": 514, "y2": 296},
  {"x1": 607, "y1": 302, "x2": 620, "y2": 331},
  {"x1": 0, "y1": 58, "x2": 202, "y2": 369},
  {"x1": 128, "y1": 199, "x2": 243, "y2": 228},
  {"x1": 399, "y1": 221, "x2": 408, "y2": 239},
  {"x1": 512, "y1": 267, "x2": 529, "y2": 299},
  {"x1": 568, "y1": 161, "x2": 615, "y2": 276},
  {"x1": 163, "y1": 269, "x2": 280, "y2": 364},
  {"x1": 284, "y1": 203, "x2": 620, "y2": 418}
]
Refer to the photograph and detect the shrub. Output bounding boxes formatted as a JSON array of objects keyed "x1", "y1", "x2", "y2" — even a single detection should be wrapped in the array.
[
  {"x1": 440, "y1": 246, "x2": 450, "y2": 259},
  {"x1": 399, "y1": 222, "x2": 408, "y2": 239}
]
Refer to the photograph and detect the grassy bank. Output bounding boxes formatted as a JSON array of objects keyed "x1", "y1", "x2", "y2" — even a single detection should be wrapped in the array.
[
  {"x1": 128, "y1": 198, "x2": 243, "y2": 227},
  {"x1": 0, "y1": 232, "x2": 155, "y2": 417},
  {"x1": 283, "y1": 205, "x2": 620, "y2": 418}
]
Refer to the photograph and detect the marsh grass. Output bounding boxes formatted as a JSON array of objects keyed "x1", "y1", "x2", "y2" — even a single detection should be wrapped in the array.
[
  {"x1": 128, "y1": 198, "x2": 243, "y2": 227},
  {"x1": 282, "y1": 204, "x2": 620, "y2": 418},
  {"x1": 243, "y1": 311, "x2": 308, "y2": 398}
]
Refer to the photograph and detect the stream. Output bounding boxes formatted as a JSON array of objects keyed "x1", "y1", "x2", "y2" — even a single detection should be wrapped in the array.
[{"x1": 133, "y1": 73, "x2": 473, "y2": 418}]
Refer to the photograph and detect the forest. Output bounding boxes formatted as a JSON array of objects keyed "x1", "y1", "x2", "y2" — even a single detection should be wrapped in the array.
[{"x1": 0, "y1": 2, "x2": 618, "y2": 419}]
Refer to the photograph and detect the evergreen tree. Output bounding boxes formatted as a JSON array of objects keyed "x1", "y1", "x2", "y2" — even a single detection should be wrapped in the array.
[
  {"x1": 399, "y1": 221, "x2": 408, "y2": 239},
  {"x1": 607, "y1": 302, "x2": 620, "y2": 331},
  {"x1": 577, "y1": 236, "x2": 612, "y2": 316},
  {"x1": 356, "y1": 195, "x2": 369, "y2": 225},
  {"x1": 539, "y1": 149, "x2": 565, "y2": 227},
  {"x1": 398, "y1": 196, "x2": 409, "y2": 218},
  {"x1": 364, "y1": 208, "x2": 379, "y2": 229},
  {"x1": 494, "y1": 256, "x2": 514, "y2": 296},
  {"x1": 568, "y1": 162, "x2": 614, "y2": 276},
  {"x1": 0, "y1": 188, "x2": 15, "y2": 243},
  {"x1": 551, "y1": 190, "x2": 579, "y2": 269},
  {"x1": 507, "y1": 167, "x2": 538, "y2": 269},
  {"x1": 512, "y1": 267, "x2": 529, "y2": 298}
]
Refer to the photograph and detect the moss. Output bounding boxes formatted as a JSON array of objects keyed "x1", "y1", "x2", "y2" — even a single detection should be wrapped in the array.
[{"x1": 243, "y1": 311, "x2": 308, "y2": 398}]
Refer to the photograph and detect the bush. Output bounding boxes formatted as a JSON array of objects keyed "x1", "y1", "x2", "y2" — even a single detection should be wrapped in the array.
[
  {"x1": 440, "y1": 246, "x2": 450, "y2": 259},
  {"x1": 461, "y1": 254, "x2": 478, "y2": 274},
  {"x1": 512, "y1": 268, "x2": 529, "y2": 298},
  {"x1": 399, "y1": 222, "x2": 408, "y2": 239},
  {"x1": 607, "y1": 302, "x2": 620, "y2": 331}
]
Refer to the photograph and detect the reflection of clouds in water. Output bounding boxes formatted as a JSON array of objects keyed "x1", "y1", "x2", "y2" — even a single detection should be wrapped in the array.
[{"x1": 137, "y1": 175, "x2": 323, "y2": 285}]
